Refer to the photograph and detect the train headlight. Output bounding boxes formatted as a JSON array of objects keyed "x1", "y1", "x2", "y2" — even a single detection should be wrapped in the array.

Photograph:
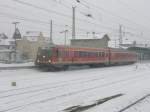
[
  {"x1": 37, "y1": 59, "x2": 40, "y2": 63},
  {"x1": 43, "y1": 56, "x2": 46, "y2": 58},
  {"x1": 48, "y1": 60, "x2": 51, "y2": 63}
]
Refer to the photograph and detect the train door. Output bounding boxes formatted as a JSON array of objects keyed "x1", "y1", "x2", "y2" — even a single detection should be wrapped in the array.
[{"x1": 51, "y1": 47, "x2": 59, "y2": 62}]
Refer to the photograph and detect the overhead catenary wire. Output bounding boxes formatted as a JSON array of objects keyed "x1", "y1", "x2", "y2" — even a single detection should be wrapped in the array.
[
  {"x1": 0, "y1": 11, "x2": 111, "y2": 37},
  {"x1": 74, "y1": 0, "x2": 150, "y2": 32},
  {"x1": 0, "y1": 11, "x2": 66, "y2": 27},
  {"x1": 1, "y1": 0, "x2": 150, "y2": 42},
  {"x1": 115, "y1": 0, "x2": 150, "y2": 21},
  {"x1": 56, "y1": 0, "x2": 148, "y2": 39},
  {"x1": 11, "y1": 0, "x2": 119, "y2": 32},
  {"x1": 13, "y1": 0, "x2": 150, "y2": 38}
]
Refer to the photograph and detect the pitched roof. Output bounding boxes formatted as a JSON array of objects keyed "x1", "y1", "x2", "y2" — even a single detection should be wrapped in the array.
[
  {"x1": 12, "y1": 28, "x2": 22, "y2": 39},
  {"x1": 0, "y1": 33, "x2": 8, "y2": 39}
]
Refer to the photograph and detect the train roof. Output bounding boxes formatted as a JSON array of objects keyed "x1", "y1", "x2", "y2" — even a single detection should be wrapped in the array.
[
  {"x1": 41, "y1": 44, "x2": 136, "y2": 54},
  {"x1": 56, "y1": 45, "x2": 109, "y2": 51}
]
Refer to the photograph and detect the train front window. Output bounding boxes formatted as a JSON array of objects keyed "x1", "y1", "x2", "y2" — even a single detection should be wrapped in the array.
[{"x1": 38, "y1": 48, "x2": 51, "y2": 57}]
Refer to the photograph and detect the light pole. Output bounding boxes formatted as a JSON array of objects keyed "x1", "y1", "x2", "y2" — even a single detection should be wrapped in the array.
[
  {"x1": 111, "y1": 39, "x2": 119, "y2": 48},
  {"x1": 60, "y1": 30, "x2": 69, "y2": 46},
  {"x1": 92, "y1": 32, "x2": 96, "y2": 38},
  {"x1": 86, "y1": 32, "x2": 89, "y2": 38},
  {"x1": 119, "y1": 25, "x2": 123, "y2": 48},
  {"x1": 12, "y1": 22, "x2": 20, "y2": 62},
  {"x1": 12, "y1": 22, "x2": 20, "y2": 31},
  {"x1": 50, "y1": 20, "x2": 53, "y2": 45},
  {"x1": 72, "y1": 7, "x2": 76, "y2": 39}
]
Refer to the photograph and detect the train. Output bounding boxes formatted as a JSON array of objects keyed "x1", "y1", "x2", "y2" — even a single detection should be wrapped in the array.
[{"x1": 35, "y1": 45, "x2": 137, "y2": 70}]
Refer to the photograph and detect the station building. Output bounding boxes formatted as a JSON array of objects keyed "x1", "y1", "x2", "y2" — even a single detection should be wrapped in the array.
[{"x1": 70, "y1": 34, "x2": 110, "y2": 48}]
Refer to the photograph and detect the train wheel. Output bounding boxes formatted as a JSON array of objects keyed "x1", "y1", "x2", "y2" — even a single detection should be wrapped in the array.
[{"x1": 62, "y1": 65, "x2": 69, "y2": 71}]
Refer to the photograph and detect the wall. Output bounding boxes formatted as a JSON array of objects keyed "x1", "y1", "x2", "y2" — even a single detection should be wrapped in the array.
[{"x1": 71, "y1": 36, "x2": 109, "y2": 48}]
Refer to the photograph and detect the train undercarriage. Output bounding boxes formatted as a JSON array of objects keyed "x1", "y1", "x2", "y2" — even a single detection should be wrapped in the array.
[{"x1": 36, "y1": 61, "x2": 136, "y2": 71}]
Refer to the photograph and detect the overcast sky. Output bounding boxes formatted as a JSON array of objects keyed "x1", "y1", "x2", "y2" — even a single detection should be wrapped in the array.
[{"x1": 0, "y1": 0, "x2": 150, "y2": 45}]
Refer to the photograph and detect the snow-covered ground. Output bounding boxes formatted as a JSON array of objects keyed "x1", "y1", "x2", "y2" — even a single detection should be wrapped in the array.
[
  {"x1": 0, "y1": 62, "x2": 34, "y2": 68},
  {"x1": 0, "y1": 62, "x2": 150, "y2": 112}
]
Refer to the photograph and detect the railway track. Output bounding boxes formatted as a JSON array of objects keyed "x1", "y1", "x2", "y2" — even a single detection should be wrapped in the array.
[
  {"x1": 118, "y1": 94, "x2": 150, "y2": 112},
  {"x1": 0, "y1": 67, "x2": 141, "y2": 101},
  {"x1": 0, "y1": 72, "x2": 149, "y2": 112},
  {"x1": 0, "y1": 65, "x2": 132, "y2": 97},
  {"x1": 64, "y1": 94, "x2": 124, "y2": 112}
]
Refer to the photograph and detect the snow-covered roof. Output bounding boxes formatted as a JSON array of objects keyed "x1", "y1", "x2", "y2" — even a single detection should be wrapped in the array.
[
  {"x1": 0, "y1": 33, "x2": 8, "y2": 39},
  {"x1": 23, "y1": 36, "x2": 39, "y2": 42},
  {"x1": 23, "y1": 32, "x2": 43, "y2": 42},
  {"x1": 0, "y1": 39, "x2": 15, "y2": 46},
  {"x1": 0, "y1": 49, "x2": 14, "y2": 53},
  {"x1": 71, "y1": 33, "x2": 110, "y2": 41}
]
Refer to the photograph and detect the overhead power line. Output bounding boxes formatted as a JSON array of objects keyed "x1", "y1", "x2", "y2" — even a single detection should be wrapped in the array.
[
  {"x1": 13, "y1": 0, "x2": 72, "y2": 18},
  {"x1": 0, "y1": 11, "x2": 107, "y2": 35},
  {"x1": 0, "y1": 11, "x2": 69, "y2": 28},
  {"x1": 60, "y1": 0, "x2": 144, "y2": 34},
  {"x1": 75, "y1": 0, "x2": 150, "y2": 32},
  {"x1": 6, "y1": 0, "x2": 149, "y2": 40},
  {"x1": 11, "y1": 0, "x2": 119, "y2": 32},
  {"x1": 116, "y1": 0, "x2": 150, "y2": 21}
]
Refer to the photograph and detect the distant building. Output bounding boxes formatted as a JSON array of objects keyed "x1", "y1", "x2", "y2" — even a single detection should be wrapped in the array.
[
  {"x1": 16, "y1": 32, "x2": 46, "y2": 61},
  {"x1": 0, "y1": 33, "x2": 8, "y2": 39},
  {"x1": 71, "y1": 34, "x2": 110, "y2": 48},
  {"x1": 128, "y1": 47, "x2": 150, "y2": 60},
  {"x1": 0, "y1": 33, "x2": 15, "y2": 63},
  {"x1": 12, "y1": 28, "x2": 22, "y2": 40}
]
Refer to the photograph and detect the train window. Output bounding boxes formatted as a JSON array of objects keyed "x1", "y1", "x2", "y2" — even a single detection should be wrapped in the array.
[
  {"x1": 87, "y1": 52, "x2": 89, "y2": 57},
  {"x1": 90, "y1": 52, "x2": 93, "y2": 57},
  {"x1": 80, "y1": 51, "x2": 84, "y2": 57},
  {"x1": 79, "y1": 51, "x2": 86, "y2": 57},
  {"x1": 99, "y1": 52, "x2": 102, "y2": 57},
  {"x1": 88, "y1": 52, "x2": 91, "y2": 57}
]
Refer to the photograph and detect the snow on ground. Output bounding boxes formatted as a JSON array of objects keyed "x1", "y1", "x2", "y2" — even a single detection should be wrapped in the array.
[
  {"x1": 0, "y1": 62, "x2": 150, "y2": 112},
  {"x1": 0, "y1": 62, "x2": 34, "y2": 67}
]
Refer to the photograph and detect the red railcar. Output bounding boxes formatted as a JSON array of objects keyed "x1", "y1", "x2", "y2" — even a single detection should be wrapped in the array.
[
  {"x1": 35, "y1": 45, "x2": 137, "y2": 70},
  {"x1": 109, "y1": 48, "x2": 137, "y2": 65}
]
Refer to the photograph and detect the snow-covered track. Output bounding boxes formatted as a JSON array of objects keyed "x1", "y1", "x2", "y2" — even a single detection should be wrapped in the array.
[
  {"x1": 64, "y1": 94, "x2": 123, "y2": 112},
  {"x1": 0, "y1": 72, "x2": 149, "y2": 112},
  {"x1": 0, "y1": 75, "x2": 105, "y2": 98},
  {"x1": 118, "y1": 94, "x2": 150, "y2": 112},
  {"x1": 0, "y1": 66, "x2": 35, "y2": 70},
  {"x1": 0, "y1": 69, "x2": 146, "y2": 100}
]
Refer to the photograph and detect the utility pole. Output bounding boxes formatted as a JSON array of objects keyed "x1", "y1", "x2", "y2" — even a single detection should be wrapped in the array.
[
  {"x1": 119, "y1": 25, "x2": 123, "y2": 48},
  {"x1": 60, "y1": 30, "x2": 68, "y2": 46},
  {"x1": 12, "y1": 22, "x2": 20, "y2": 62},
  {"x1": 12, "y1": 22, "x2": 19, "y2": 30},
  {"x1": 72, "y1": 7, "x2": 76, "y2": 39},
  {"x1": 115, "y1": 39, "x2": 117, "y2": 48},
  {"x1": 50, "y1": 20, "x2": 53, "y2": 45},
  {"x1": 60, "y1": 25, "x2": 69, "y2": 46},
  {"x1": 86, "y1": 32, "x2": 89, "y2": 38},
  {"x1": 140, "y1": 32, "x2": 143, "y2": 62},
  {"x1": 92, "y1": 32, "x2": 96, "y2": 38}
]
